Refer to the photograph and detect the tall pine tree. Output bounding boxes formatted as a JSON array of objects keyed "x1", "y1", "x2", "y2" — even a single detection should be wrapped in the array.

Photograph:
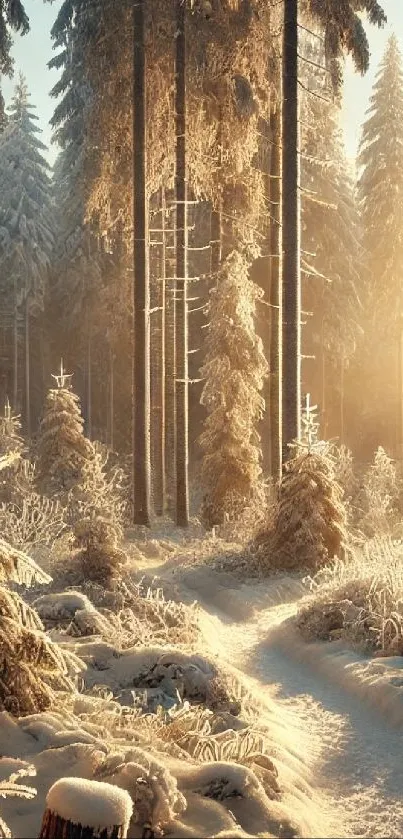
[
  {"x1": 357, "y1": 35, "x2": 403, "y2": 457},
  {"x1": 300, "y1": 35, "x2": 362, "y2": 445},
  {"x1": 0, "y1": 76, "x2": 54, "y2": 430}
]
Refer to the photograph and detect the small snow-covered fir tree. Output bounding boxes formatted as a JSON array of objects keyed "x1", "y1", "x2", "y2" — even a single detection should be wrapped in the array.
[
  {"x1": 0, "y1": 399, "x2": 24, "y2": 459},
  {"x1": 256, "y1": 401, "x2": 347, "y2": 571},
  {"x1": 70, "y1": 443, "x2": 126, "y2": 586},
  {"x1": 359, "y1": 446, "x2": 400, "y2": 535},
  {"x1": 199, "y1": 251, "x2": 268, "y2": 528},
  {"x1": 36, "y1": 361, "x2": 93, "y2": 496},
  {"x1": 261, "y1": 446, "x2": 348, "y2": 571},
  {"x1": 0, "y1": 398, "x2": 30, "y2": 506}
]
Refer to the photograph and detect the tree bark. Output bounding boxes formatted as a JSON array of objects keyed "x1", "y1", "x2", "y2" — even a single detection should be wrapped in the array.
[
  {"x1": 164, "y1": 194, "x2": 176, "y2": 518},
  {"x1": 13, "y1": 305, "x2": 18, "y2": 411},
  {"x1": 210, "y1": 112, "x2": 222, "y2": 284},
  {"x1": 269, "y1": 101, "x2": 282, "y2": 484},
  {"x1": 159, "y1": 186, "x2": 167, "y2": 513},
  {"x1": 132, "y1": 0, "x2": 151, "y2": 525},
  {"x1": 150, "y1": 190, "x2": 166, "y2": 516},
  {"x1": 175, "y1": 0, "x2": 189, "y2": 527},
  {"x1": 110, "y1": 343, "x2": 114, "y2": 450},
  {"x1": 87, "y1": 313, "x2": 92, "y2": 439},
  {"x1": 398, "y1": 331, "x2": 403, "y2": 460},
  {"x1": 321, "y1": 341, "x2": 327, "y2": 440},
  {"x1": 281, "y1": 0, "x2": 301, "y2": 463},
  {"x1": 340, "y1": 356, "x2": 345, "y2": 444},
  {"x1": 25, "y1": 296, "x2": 30, "y2": 438}
]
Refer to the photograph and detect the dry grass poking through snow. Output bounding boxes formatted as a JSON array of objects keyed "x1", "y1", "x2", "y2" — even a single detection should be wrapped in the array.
[
  {"x1": 297, "y1": 535, "x2": 403, "y2": 656},
  {"x1": 0, "y1": 536, "x2": 305, "y2": 839}
]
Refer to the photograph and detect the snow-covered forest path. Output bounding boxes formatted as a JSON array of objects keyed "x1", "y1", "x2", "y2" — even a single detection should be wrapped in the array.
[{"x1": 145, "y1": 557, "x2": 403, "y2": 838}]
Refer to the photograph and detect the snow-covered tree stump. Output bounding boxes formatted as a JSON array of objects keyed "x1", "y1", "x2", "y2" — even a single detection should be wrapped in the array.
[{"x1": 38, "y1": 778, "x2": 133, "y2": 839}]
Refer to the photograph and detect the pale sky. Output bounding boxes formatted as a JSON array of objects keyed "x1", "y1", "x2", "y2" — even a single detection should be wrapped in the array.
[{"x1": 0, "y1": 0, "x2": 401, "y2": 167}]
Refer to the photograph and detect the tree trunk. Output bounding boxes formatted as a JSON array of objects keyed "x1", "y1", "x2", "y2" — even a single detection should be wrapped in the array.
[
  {"x1": 132, "y1": 0, "x2": 151, "y2": 525},
  {"x1": 210, "y1": 205, "x2": 222, "y2": 282},
  {"x1": 13, "y1": 305, "x2": 18, "y2": 411},
  {"x1": 175, "y1": 0, "x2": 189, "y2": 527},
  {"x1": 159, "y1": 186, "x2": 167, "y2": 513},
  {"x1": 340, "y1": 356, "x2": 345, "y2": 444},
  {"x1": 269, "y1": 101, "x2": 282, "y2": 484},
  {"x1": 39, "y1": 778, "x2": 131, "y2": 839},
  {"x1": 25, "y1": 297, "x2": 30, "y2": 439},
  {"x1": 398, "y1": 331, "x2": 403, "y2": 460},
  {"x1": 321, "y1": 342, "x2": 327, "y2": 440},
  {"x1": 150, "y1": 190, "x2": 166, "y2": 517},
  {"x1": 110, "y1": 343, "x2": 114, "y2": 450},
  {"x1": 87, "y1": 314, "x2": 92, "y2": 439},
  {"x1": 210, "y1": 112, "x2": 222, "y2": 284},
  {"x1": 164, "y1": 194, "x2": 176, "y2": 518},
  {"x1": 281, "y1": 0, "x2": 301, "y2": 463}
]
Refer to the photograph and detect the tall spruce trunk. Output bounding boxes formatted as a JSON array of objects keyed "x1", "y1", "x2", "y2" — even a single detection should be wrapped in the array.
[
  {"x1": 13, "y1": 305, "x2": 18, "y2": 411},
  {"x1": 109, "y1": 344, "x2": 114, "y2": 450},
  {"x1": 25, "y1": 296, "x2": 30, "y2": 438},
  {"x1": 158, "y1": 187, "x2": 167, "y2": 512},
  {"x1": 210, "y1": 113, "x2": 222, "y2": 283},
  {"x1": 150, "y1": 190, "x2": 166, "y2": 516},
  {"x1": 340, "y1": 356, "x2": 345, "y2": 443},
  {"x1": 164, "y1": 195, "x2": 177, "y2": 518},
  {"x1": 133, "y1": 0, "x2": 151, "y2": 525},
  {"x1": 87, "y1": 314, "x2": 92, "y2": 439},
  {"x1": 175, "y1": 0, "x2": 189, "y2": 527},
  {"x1": 269, "y1": 101, "x2": 282, "y2": 484},
  {"x1": 281, "y1": 0, "x2": 301, "y2": 462}
]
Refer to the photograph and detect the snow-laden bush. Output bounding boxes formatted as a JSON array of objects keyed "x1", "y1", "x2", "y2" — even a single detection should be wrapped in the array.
[
  {"x1": 255, "y1": 445, "x2": 348, "y2": 571},
  {"x1": 0, "y1": 539, "x2": 81, "y2": 715},
  {"x1": 0, "y1": 490, "x2": 65, "y2": 553},
  {"x1": 297, "y1": 535, "x2": 403, "y2": 655},
  {"x1": 358, "y1": 446, "x2": 400, "y2": 536}
]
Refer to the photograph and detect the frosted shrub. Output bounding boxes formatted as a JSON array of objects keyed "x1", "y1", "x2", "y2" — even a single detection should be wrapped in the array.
[
  {"x1": 359, "y1": 446, "x2": 400, "y2": 536},
  {"x1": 255, "y1": 445, "x2": 348, "y2": 571},
  {"x1": 0, "y1": 536, "x2": 80, "y2": 715}
]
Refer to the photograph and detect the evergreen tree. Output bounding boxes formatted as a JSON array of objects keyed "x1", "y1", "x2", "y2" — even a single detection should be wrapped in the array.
[
  {"x1": 199, "y1": 251, "x2": 268, "y2": 528},
  {"x1": 0, "y1": 1, "x2": 29, "y2": 77},
  {"x1": 35, "y1": 362, "x2": 93, "y2": 496},
  {"x1": 300, "y1": 36, "x2": 362, "y2": 443},
  {"x1": 256, "y1": 444, "x2": 347, "y2": 571},
  {"x1": 72, "y1": 448, "x2": 126, "y2": 586},
  {"x1": 48, "y1": 0, "x2": 134, "y2": 451},
  {"x1": 359, "y1": 445, "x2": 400, "y2": 535},
  {"x1": 0, "y1": 397, "x2": 27, "y2": 505},
  {"x1": 280, "y1": 0, "x2": 385, "y2": 458},
  {"x1": 357, "y1": 35, "x2": 403, "y2": 455},
  {"x1": 0, "y1": 76, "x2": 54, "y2": 430},
  {"x1": 0, "y1": 76, "x2": 54, "y2": 316}
]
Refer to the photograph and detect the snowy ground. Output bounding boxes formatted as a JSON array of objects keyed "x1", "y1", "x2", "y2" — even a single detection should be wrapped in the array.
[
  {"x1": 150, "y1": 553, "x2": 403, "y2": 838},
  {"x1": 3, "y1": 534, "x2": 403, "y2": 838}
]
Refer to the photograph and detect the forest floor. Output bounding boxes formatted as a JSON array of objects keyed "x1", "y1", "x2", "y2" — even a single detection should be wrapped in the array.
[
  {"x1": 4, "y1": 525, "x2": 403, "y2": 838},
  {"x1": 129, "y1": 528, "x2": 403, "y2": 838}
]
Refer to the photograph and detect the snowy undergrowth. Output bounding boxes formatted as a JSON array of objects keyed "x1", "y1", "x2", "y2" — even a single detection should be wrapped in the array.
[
  {"x1": 296, "y1": 535, "x2": 403, "y2": 656},
  {"x1": 0, "y1": 536, "x2": 305, "y2": 839}
]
